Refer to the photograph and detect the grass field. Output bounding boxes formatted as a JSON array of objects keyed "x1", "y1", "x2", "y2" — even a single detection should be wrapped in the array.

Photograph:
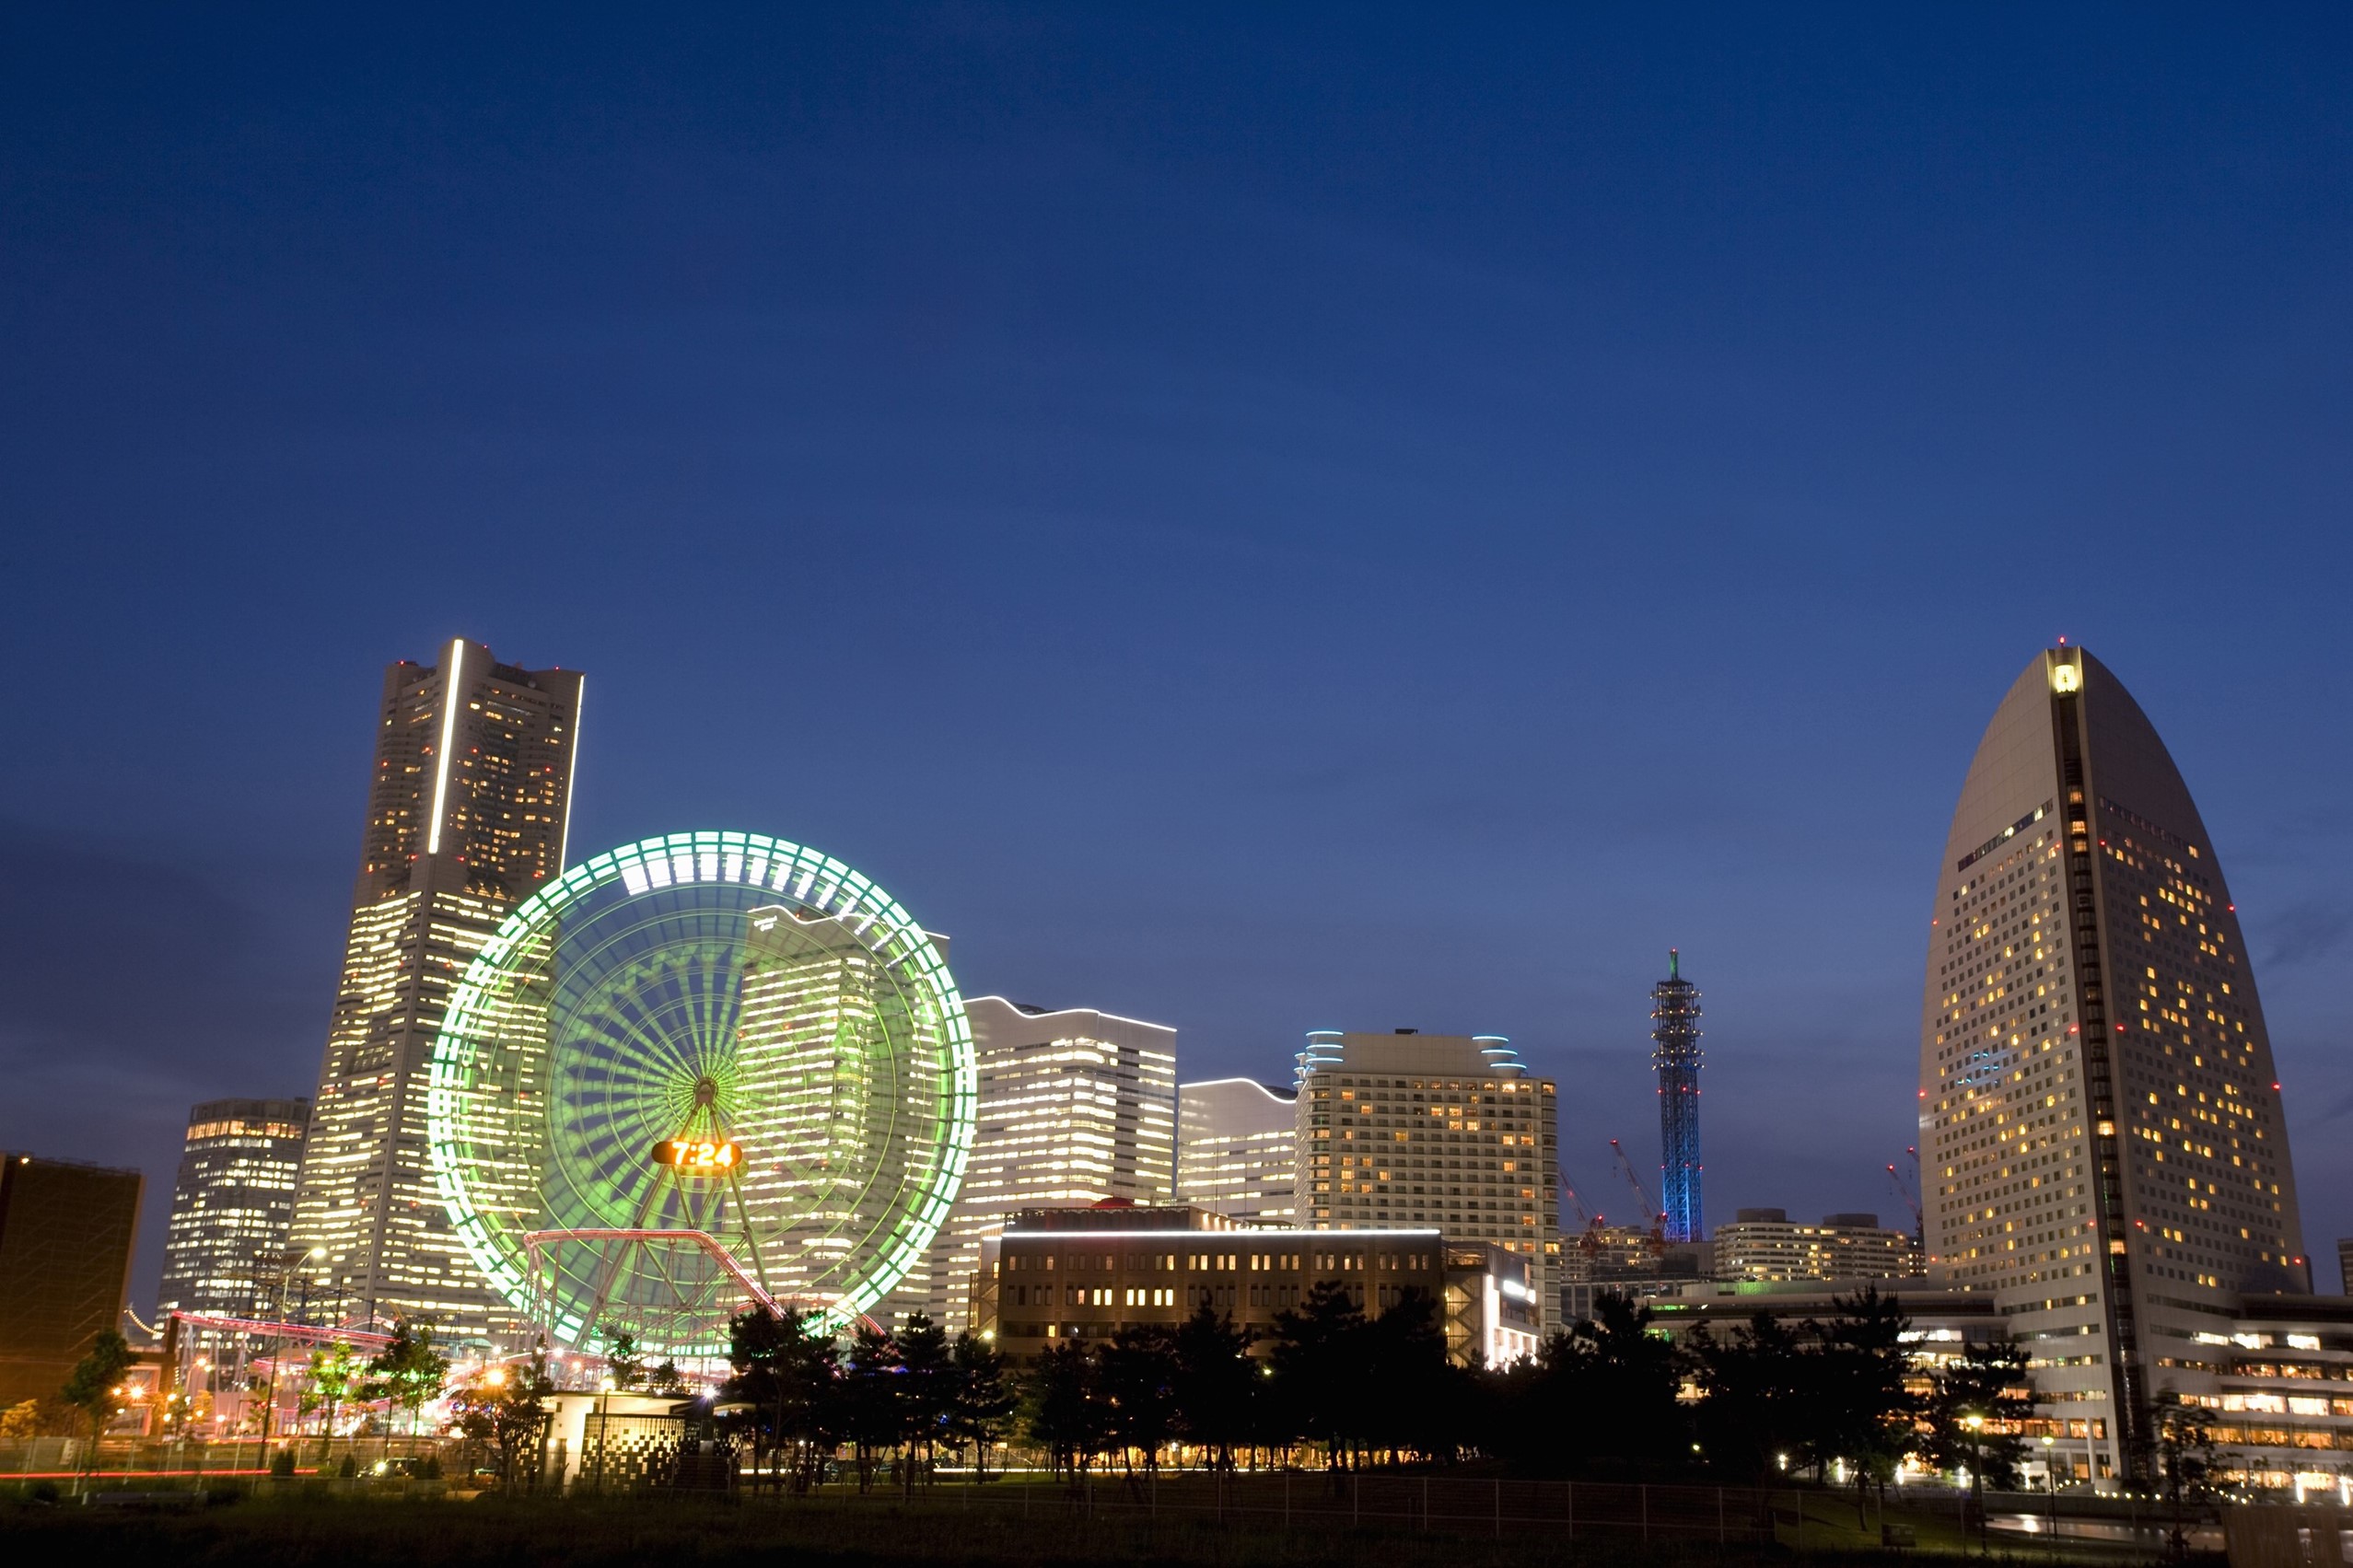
[{"x1": 0, "y1": 1486, "x2": 2188, "y2": 1568}]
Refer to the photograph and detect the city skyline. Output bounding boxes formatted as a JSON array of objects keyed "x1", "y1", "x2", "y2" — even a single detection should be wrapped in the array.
[{"x1": 6, "y1": 9, "x2": 2352, "y2": 1319}]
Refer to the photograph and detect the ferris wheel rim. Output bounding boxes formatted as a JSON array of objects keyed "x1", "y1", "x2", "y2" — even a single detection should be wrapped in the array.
[{"x1": 425, "y1": 830, "x2": 977, "y2": 1349}]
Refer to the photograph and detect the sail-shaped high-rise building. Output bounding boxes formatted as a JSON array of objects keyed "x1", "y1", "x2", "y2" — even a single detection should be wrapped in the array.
[
  {"x1": 286, "y1": 640, "x2": 583, "y2": 1342},
  {"x1": 1920, "y1": 645, "x2": 2310, "y2": 1480}
]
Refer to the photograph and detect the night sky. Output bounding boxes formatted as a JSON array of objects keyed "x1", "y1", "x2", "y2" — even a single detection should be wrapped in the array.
[{"x1": 5, "y1": 7, "x2": 2349, "y2": 1313}]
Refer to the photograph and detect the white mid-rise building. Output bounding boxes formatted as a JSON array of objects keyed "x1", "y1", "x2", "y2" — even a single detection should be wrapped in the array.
[
  {"x1": 1176, "y1": 1078, "x2": 1298, "y2": 1225},
  {"x1": 912, "y1": 996, "x2": 1176, "y2": 1332}
]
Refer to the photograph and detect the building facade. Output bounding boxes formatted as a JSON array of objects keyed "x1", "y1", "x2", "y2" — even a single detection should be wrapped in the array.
[
  {"x1": 0, "y1": 1154, "x2": 144, "y2": 1406},
  {"x1": 1295, "y1": 1029, "x2": 1560, "y2": 1307},
  {"x1": 286, "y1": 640, "x2": 584, "y2": 1342},
  {"x1": 1711, "y1": 1208, "x2": 1922, "y2": 1283},
  {"x1": 155, "y1": 1098, "x2": 311, "y2": 1342},
  {"x1": 973, "y1": 1203, "x2": 1541, "y2": 1368},
  {"x1": 1920, "y1": 645, "x2": 2312, "y2": 1481},
  {"x1": 1176, "y1": 1077, "x2": 1298, "y2": 1225},
  {"x1": 912, "y1": 996, "x2": 1177, "y2": 1333}
]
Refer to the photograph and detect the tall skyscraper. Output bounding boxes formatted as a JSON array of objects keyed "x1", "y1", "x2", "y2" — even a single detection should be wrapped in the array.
[
  {"x1": 287, "y1": 640, "x2": 583, "y2": 1342},
  {"x1": 155, "y1": 1098, "x2": 311, "y2": 1342},
  {"x1": 1920, "y1": 645, "x2": 2309, "y2": 1478},
  {"x1": 917, "y1": 996, "x2": 1177, "y2": 1332},
  {"x1": 1295, "y1": 1029, "x2": 1560, "y2": 1307},
  {"x1": 1176, "y1": 1078, "x2": 1299, "y2": 1225},
  {"x1": 1650, "y1": 951, "x2": 1704, "y2": 1244},
  {"x1": 0, "y1": 1154, "x2": 144, "y2": 1406}
]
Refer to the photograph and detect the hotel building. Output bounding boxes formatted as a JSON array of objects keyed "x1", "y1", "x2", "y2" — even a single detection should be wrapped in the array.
[
  {"x1": 1176, "y1": 1077, "x2": 1298, "y2": 1225},
  {"x1": 154, "y1": 1098, "x2": 311, "y2": 1343},
  {"x1": 1920, "y1": 645, "x2": 2327, "y2": 1484},
  {"x1": 914, "y1": 997, "x2": 1176, "y2": 1333},
  {"x1": 1295, "y1": 1029, "x2": 1559, "y2": 1309},
  {"x1": 286, "y1": 640, "x2": 583, "y2": 1341}
]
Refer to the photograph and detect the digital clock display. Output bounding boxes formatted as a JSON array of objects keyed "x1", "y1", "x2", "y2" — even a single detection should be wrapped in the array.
[{"x1": 652, "y1": 1138, "x2": 740, "y2": 1173}]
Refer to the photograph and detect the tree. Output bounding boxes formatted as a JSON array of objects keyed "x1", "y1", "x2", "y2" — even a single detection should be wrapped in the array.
[
  {"x1": 1361, "y1": 1290, "x2": 1462, "y2": 1464},
  {"x1": 1099, "y1": 1323, "x2": 1179, "y2": 1476},
  {"x1": 60, "y1": 1331, "x2": 134, "y2": 1463},
  {"x1": 2151, "y1": 1388, "x2": 2222, "y2": 1562},
  {"x1": 307, "y1": 1340, "x2": 363, "y2": 1459},
  {"x1": 447, "y1": 1347, "x2": 554, "y2": 1490},
  {"x1": 1808, "y1": 1290, "x2": 1916, "y2": 1527},
  {"x1": 895, "y1": 1312, "x2": 956, "y2": 1493},
  {"x1": 720, "y1": 1305, "x2": 841, "y2": 1495},
  {"x1": 1926, "y1": 1340, "x2": 2033, "y2": 1549},
  {"x1": 947, "y1": 1330, "x2": 1017, "y2": 1478},
  {"x1": 366, "y1": 1317, "x2": 449, "y2": 1443},
  {"x1": 0, "y1": 1400, "x2": 41, "y2": 1440},
  {"x1": 647, "y1": 1358, "x2": 690, "y2": 1399},
  {"x1": 1025, "y1": 1339, "x2": 1107, "y2": 1479},
  {"x1": 1267, "y1": 1279, "x2": 1369, "y2": 1469},
  {"x1": 1170, "y1": 1306, "x2": 1255, "y2": 1471},
  {"x1": 601, "y1": 1327, "x2": 646, "y2": 1391},
  {"x1": 842, "y1": 1320, "x2": 903, "y2": 1492},
  {"x1": 1691, "y1": 1310, "x2": 1811, "y2": 1481}
]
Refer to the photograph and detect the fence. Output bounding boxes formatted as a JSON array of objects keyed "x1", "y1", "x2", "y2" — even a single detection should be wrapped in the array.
[{"x1": 737, "y1": 1471, "x2": 1788, "y2": 1549}]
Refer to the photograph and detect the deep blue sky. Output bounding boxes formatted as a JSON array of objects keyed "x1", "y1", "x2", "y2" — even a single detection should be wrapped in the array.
[{"x1": 5, "y1": 6, "x2": 2350, "y2": 1311}]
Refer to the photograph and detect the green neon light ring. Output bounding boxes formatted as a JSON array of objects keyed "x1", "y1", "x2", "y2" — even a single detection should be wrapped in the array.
[{"x1": 426, "y1": 831, "x2": 975, "y2": 1352}]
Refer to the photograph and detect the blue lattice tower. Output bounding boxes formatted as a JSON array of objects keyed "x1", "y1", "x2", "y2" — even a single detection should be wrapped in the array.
[{"x1": 1649, "y1": 948, "x2": 1704, "y2": 1244}]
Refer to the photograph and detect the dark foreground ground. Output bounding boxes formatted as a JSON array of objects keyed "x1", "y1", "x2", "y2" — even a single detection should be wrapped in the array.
[{"x1": 0, "y1": 1489, "x2": 2207, "y2": 1568}]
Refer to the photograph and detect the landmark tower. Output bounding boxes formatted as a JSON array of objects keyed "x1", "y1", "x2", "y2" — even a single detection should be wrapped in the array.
[{"x1": 285, "y1": 640, "x2": 583, "y2": 1342}]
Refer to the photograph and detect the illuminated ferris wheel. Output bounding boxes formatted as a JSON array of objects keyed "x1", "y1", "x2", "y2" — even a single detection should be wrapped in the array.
[{"x1": 426, "y1": 831, "x2": 975, "y2": 1355}]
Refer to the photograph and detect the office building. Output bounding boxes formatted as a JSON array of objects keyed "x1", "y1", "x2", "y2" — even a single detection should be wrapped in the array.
[
  {"x1": 914, "y1": 997, "x2": 1176, "y2": 1333},
  {"x1": 0, "y1": 1154, "x2": 144, "y2": 1406},
  {"x1": 1920, "y1": 645, "x2": 2311, "y2": 1481},
  {"x1": 1295, "y1": 1029, "x2": 1559, "y2": 1307},
  {"x1": 1176, "y1": 1077, "x2": 1298, "y2": 1225},
  {"x1": 1711, "y1": 1208, "x2": 1922, "y2": 1283},
  {"x1": 1650, "y1": 950, "x2": 1705, "y2": 1244},
  {"x1": 973, "y1": 1203, "x2": 1541, "y2": 1368},
  {"x1": 286, "y1": 640, "x2": 583, "y2": 1342},
  {"x1": 155, "y1": 1098, "x2": 311, "y2": 1342}
]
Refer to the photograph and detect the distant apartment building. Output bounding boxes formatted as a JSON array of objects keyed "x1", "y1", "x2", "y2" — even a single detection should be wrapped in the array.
[
  {"x1": 2339, "y1": 1237, "x2": 2351, "y2": 1297},
  {"x1": 1711, "y1": 1208, "x2": 1922, "y2": 1283},
  {"x1": 285, "y1": 640, "x2": 583, "y2": 1342},
  {"x1": 973, "y1": 1203, "x2": 1540, "y2": 1368},
  {"x1": 1558, "y1": 1223, "x2": 1713, "y2": 1321},
  {"x1": 155, "y1": 1098, "x2": 311, "y2": 1343},
  {"x1": 1295, "y1": 1029, "x2": 1559, "y2": 1307},
  {"x1": 0, "y1": 1154, "x2": 144, "y2": 1406},
  {"x1": 1176, "y1": 1078, "x2": 1297, "y2": 1225},
  {"x1": 914, "y1": 996, "x2": 1176, "y2": 1332}
]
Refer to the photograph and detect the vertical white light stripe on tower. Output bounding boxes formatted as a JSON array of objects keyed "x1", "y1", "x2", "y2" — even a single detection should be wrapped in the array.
[
  {"x1": 426, "y1": 637, "x2": 465, "y2": 855},
  {"x1": 556, "y1": 677, "x2": 582, "y2": 873}
]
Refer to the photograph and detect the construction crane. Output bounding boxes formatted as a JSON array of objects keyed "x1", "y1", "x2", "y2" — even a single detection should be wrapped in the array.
[
  {"x1": 1559, "y1": 1174, "x2": 1610, "y2": 1256},
  {"x1": 1886, "y1": 1146, "x2": 1924, "y2": 1244},
  {"x1": 1609, "y1": 1138, "x2": 1667, "y2": 1238}
]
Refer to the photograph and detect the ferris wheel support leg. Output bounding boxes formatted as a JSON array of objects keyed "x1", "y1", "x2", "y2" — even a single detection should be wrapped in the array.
[{"x1": 724, "y1": 1167, "x2": 781, "y2": 1305}]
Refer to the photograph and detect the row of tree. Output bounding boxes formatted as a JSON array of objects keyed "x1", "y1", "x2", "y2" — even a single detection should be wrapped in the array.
[{"x1": 711, "y1": 1285, "x2": 2057, "y2": 1505}]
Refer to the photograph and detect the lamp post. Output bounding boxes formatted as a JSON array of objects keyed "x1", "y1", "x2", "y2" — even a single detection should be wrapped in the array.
[
  {"x1": 2041, "y1": 1434, "x2": 2058, "y2": 1560},
  {"x1": 594, "y1": 1377, "x2": 615, "y2": 1494},
  {"x1": 257, "y1": 1246, "x2": 326, "y2": 1467},
  {"x1": 1963, "y1": 1413, "x2": 1986, "y2": 1556}
]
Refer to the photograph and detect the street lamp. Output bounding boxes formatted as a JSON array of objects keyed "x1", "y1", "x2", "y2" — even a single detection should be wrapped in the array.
[
  {"x1": 1963, "y1": 1413, "x2": 1987, "y2": 1555},
  {"x1": 2040, "y1": 1434, "x2": 2060, "y2": 1558},
  {"x1": 258, "y1": 1246, "x2": 327, "y2": 1462}
]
